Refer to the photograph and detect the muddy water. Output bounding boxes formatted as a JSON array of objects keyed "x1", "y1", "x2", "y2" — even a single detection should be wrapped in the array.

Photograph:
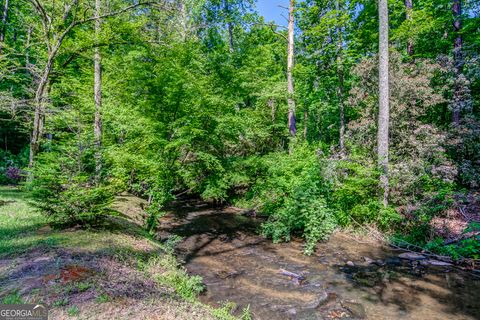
[{"x1": 158, "y1": 201, "x2": 480, "y2": 320}]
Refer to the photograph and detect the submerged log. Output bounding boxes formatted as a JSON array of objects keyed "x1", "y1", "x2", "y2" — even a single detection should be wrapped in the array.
[
  {"x1": 398, "y1": 252, "x2": 427, "y2": 260},
  {"x1": 279, "y1": 268, "x2": 306, "y2": 285}
]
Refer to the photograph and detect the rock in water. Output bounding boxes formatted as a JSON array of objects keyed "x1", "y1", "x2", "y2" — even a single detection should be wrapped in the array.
[
  {"x1": 363, "y1": 256, "x2": 374, "y2": 264},
  {"x1": 398, "y1": 252, "x2": 427, "y2": 260},
  {"x1": 341, "y1": 300, "x2": 367, "y2": 319},
  {"x1": 286, "y1": 308, "x2": 297, "y2": 316},
  {"x1": 427, "y1": 260, "x2": 452, "y2": 267},
  {"x1": 346, "y1": 261, "x2": 355, "y2": 267}
]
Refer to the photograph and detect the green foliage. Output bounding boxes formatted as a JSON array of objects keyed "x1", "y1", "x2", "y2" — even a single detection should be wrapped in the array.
[
  {"x1": 144, "y1": 207, "x2": 166, "y2": 236},
  {"x1": 140, "y1": 253, "x2": 204, "y2": 301},
  {"x1": 238, "y1": 145, "x2": 402, "y2": 254},
  {"x1": 211, "y1": 302, "x2": 252, "y2": 320},
  {"x1": 241, "y1": 145, "x2": 336, "y2": 254},
  {"x1": 2, "y1": 292, "x2": 24, "y2": 304},
  {"x1": 144, "y1": 187, "x2": 172, "y2": 235},
  {"x1": 28, "y1": 152, "x2": 114, "y2": 225},
  {"x1": 1, "y1": 0, "x2": 479, "y2": 262},
  {"x1": 166, "y1": 273, "x2": 204, "y2": 301},
  {"x1": 332, "y1": 160, "x2": 384, "y2": 225},
  {"x1": 425, "y1": 237, "x2": 480, "y2": 260},
  {"x1": 393, "y1": 219, "x2": 480, "y2": 260},
  {"x1": 455, "y1": 238, "x2": 480, "y2": 260},
  {"x1": 95, "y1": 293, "x2": 110, "y2": 304},
  {"x1": 67, "y1": 305, "x2": 80, "y2": 316},
  {"x1": 53, "y1": 298, "x2": 69, "y2": 307},
  {"x1": 75, "y1": 282, "x2": 92, "y2": 293}
]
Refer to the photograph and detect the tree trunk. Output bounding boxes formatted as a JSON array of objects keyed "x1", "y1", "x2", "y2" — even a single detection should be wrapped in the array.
[
  {"x1": 94, "y1": 0, "x2": 103, "y2": 183},
  {"x1": 0, "y1": 0, "x2": 9, "y2": 54},
  {"x1": 339, "y1": 83, "x2": 345, "y2": 154},
  {"x1": 452, "y1": 0, "x2": 463, "y2": 71},
  {"x1": 25, "y1": 27, "x2": 32, "y2": 72},
  {"x1": 179, "y1": 1, "x2": 187, "y2": 41},
  {"x1": 405, "y1": 0, "x2": 414, "y2": 55},
  {"x1": 378, "y1": 0, "x2": 390, "y2": 207},
  {"x1": 29, "y1": 54, "x2": 55, "y2": 169},
  {"x1": 452, "y1": 0, "x2": 463, "y2": 125},
  {"x1": 287, "y1": 0, "x2": 296, "y2": 136},
  {"x1": 268, "y1": 99, "x2": 276, "y2": 123},
  {"x1": 336, "y1": 0, "x2": 345, "y2": 155}
]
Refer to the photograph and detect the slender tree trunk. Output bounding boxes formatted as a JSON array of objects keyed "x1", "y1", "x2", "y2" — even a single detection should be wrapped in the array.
[
  {"x1": 25, "y1": 27, "x2": 32, "y2": 72},
  {"x1": 338, "y1": 79, "x2": 345, "y2": 153},
  {"x1": 452, "y1": 0, "x2": 463, "y2": 71},
  {"x1": 405, "y1": 0, "x2": 414, "y2": 56},
  {"x1": 336, "y1": 0, "x2": 345, "y2": 155},
  {"x1": 378, "y1": 0, "x2": 390, "y2": 207},
  {"x1": 94, "y1": 0, "x2": 103, "y2": 183},
  {"x1": 287, "y1": 0, "x2": 296, "y2": 136},
  {"x1": 179, "y1": 0, "x2": 187, "y2": 41},
  {"x1": 29, "y1": 54, "x2": 55, "y2": 169},
  {"x1": 452, "y1": 0, "x2": 463, "y2": 125},
  {"x1": 268, "y1": 99, "x2": 276, "y2": 123},
  {"x1": 0, "y1": 0, "x2": 9, "y2": 54},
  {"x1": 77, "y1": 112, "x2": 84, "y2": 173}
]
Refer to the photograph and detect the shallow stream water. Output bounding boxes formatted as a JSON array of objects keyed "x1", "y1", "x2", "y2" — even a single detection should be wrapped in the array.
[{"x1": 158, "y1": 200, "x2": 480, "y2": 320}]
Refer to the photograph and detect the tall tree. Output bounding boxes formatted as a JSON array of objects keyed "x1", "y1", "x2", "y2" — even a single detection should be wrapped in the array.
[
  {"x1": 404, "y1": 0, "x2": 413, "y2": 56},
  {"x1": 287, "y1": 0, "x2": 296, "y2": 136},
  {"x1": 452, "y1": 0, "x2": 463, "y2": 125},
  {"x1": 94, "y1": 0, "x2": 103, "y2": 182},
  {"x1": 336, "y1": 0, "x2": 345, "y2": 154},
  {"x1": 0, "y1": 0, "x2": 8, "y2": 54},
  {"x1": 378, "y1": 0, "x2": 390, "y2": 206}
]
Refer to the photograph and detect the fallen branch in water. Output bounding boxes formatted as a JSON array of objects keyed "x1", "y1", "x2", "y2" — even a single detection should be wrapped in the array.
[{"x1": 279, "y1": 268, "x2": 305, "y2": 285}]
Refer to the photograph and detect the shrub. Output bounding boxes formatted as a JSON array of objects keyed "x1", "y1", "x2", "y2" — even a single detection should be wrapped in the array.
[
  {"x1": 31, "y1": 181, "x2": 114, "y2": 225},
  {"x1": 243, "y1": 144, "x2": 337, "y2": 254},
  {"x1": 5, "y1": 167, "x2": 21, "y2": 181},
  {"x1": 240, "y1": 144, "x2": 405, "y2": 254},
  {"x1": 0, "y1": 149, "x2": 27, "y2": 184},
  {"x1": 28, "y1": 151, "x2": 114, "y2": 225},
  {"x1": 332, "y1": 160, "x2": 381, "y2": 225}
]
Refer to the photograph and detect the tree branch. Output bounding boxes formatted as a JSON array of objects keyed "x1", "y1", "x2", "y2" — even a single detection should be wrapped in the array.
[{"x1": 30, "y1": 0, "x2": 52, "y2": 51}]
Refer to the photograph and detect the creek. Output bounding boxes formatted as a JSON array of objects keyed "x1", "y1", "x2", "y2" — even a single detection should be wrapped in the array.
[{"x1": 158, "y1": 200, "x2": 480, "y2": 320}]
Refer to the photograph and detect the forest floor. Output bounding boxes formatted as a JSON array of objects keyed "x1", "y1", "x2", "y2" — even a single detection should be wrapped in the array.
[{"x1": 0, "y1": 186, "x2": 236, "y2": 320}]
